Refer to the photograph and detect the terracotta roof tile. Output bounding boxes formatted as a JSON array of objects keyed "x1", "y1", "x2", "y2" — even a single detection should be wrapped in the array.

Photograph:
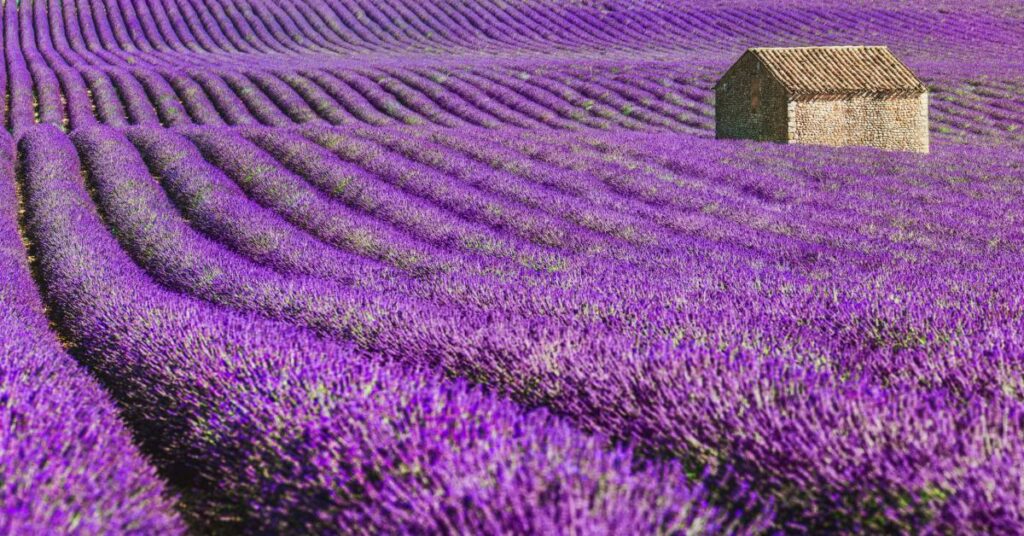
[{"x1": 746, "y1": 46, "x2": 926, "y2": 97}]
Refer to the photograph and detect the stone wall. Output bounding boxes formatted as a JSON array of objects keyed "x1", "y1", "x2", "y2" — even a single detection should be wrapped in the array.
[
  {"x1": 715, "y1": 54, "x2": 789, "y2": 142},
  {"x1": 787, "y1": 93, "x2": 929, "y2": 153}
]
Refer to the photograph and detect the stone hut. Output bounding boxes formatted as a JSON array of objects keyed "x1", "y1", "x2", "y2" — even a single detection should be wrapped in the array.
[{"x1": 715, "y1": 46, "x2": 929, "y2": 153}]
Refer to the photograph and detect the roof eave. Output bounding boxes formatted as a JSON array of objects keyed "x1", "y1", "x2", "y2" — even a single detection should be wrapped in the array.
[{"x1": 787, "y1": 88, "x2": 928, "y2": 100}]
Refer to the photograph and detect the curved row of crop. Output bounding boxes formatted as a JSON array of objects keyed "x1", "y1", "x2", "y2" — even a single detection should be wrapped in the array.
[
  {"x1": 33, "y1": 122, "x2": 1022, "y2": 531},
  {"x1": 14, "y1": 0, "x2": 1021, "y2": 62},
  {"x1": 98, "y1": 121, "x2": 1024, "y2": 376},
  {"x1": 2, "y1": 0, "x2": 1022, "y2": 144},
  {"x1": 0, "y1": 66, "x2": 713, "y2": 135},
  {"x1": 0, "y1": 131, "x2": 183, "y2": 533},
  {"x1": 192, "y1": 127, "x2": 1024, "y2": 531},
  {"x1": 3, "y1": 59, "x2": 1020, "y2": 147},
  {"x1": 178, "y1": 123, "x2": 1024, "y2": 376},
  {"x1": 19, "y1": 123, "x2": 756, "y2": 534},
  {"x1": 126, "y1": 127, "x2": 403, "y2": 287},
  {"x1": 8, "y1": 111, "x2": 1024, "y2": 528}
]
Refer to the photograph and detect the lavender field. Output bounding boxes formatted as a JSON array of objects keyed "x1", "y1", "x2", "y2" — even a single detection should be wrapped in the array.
[{"x1": 2, "y1": 0, "x2": 1023, "y2": 534}]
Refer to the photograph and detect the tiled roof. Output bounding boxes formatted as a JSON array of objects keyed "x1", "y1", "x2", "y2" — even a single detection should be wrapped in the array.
[{"x1": 746, "y1": 46, "x2": 927, "y2": 97}]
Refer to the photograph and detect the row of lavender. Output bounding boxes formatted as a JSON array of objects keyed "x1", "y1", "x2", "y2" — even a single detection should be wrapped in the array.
[
  {"x1": 131, "y1": 125, "x2": 1024, "y2": 531},
  {"x1": 7, "y1": 0, "x2": 1021, "y2": 63},
  {"x1": 10, "y1": 123, "x2": 764, "y2": 533},
  {"x1": 13, "y1": 118, "x2": 1024, "y2": 531},
  {"x1": 0, "y1": 132, "x2": 183, "y2": 532},
  {"x1": 3, "y1": 53, "x2": 1021, "y2": 145},
  {"x1": 1, "y1": 0, "x2": 1023, "y2": 142}
]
